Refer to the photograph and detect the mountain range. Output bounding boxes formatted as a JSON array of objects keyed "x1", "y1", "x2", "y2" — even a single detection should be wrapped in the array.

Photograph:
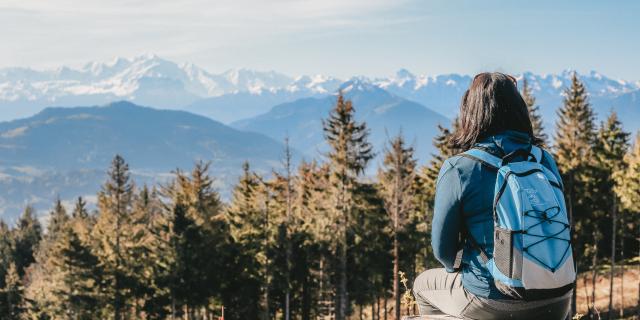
[
  {"x1": 1, "y1": 55, "x2": 640, "y2": 221},
  {"x1": 232, "y1": 79, "x2": 450, "y2": 164},
  {"x1": 2, "y1": 55, "x2": 639, "y2": 133},
  {"x1": 0, "y1": 101, "x2": 289, "y2": 221}
]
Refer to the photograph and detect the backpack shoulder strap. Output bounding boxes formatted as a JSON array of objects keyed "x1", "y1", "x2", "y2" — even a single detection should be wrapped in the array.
[
  {"x1": 531, "y1": 145, "x2": 544, "y2": 164},
  {"x1": 460, "y1": 147, "x2": 502, "y2": 170}
]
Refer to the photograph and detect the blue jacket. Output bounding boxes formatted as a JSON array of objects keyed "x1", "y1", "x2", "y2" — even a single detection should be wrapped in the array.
[{"x1": 431, "y1": 130, "x2": 563, "y2": 299}]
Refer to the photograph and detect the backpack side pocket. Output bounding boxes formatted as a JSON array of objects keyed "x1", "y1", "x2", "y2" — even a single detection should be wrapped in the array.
[{"x1": 494, "y1": 227, "x2": 513, "y2": 277}]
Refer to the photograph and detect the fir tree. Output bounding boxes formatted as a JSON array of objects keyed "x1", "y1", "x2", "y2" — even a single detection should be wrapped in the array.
[
  {"x1": 225, "y1": 161, "x2": 266, "y2": 319},
  {"x1": 615, "y1": 132, "x2": 640, "y2": 317},
  {"x1": 521, "y1": 78, "x2": 548, "y2": 144},
  {"x1": 162, "y1": 162, "x2": 228, "y2": 319},
  {"x1": 592, "y1": 112, "x2": 630, "y2": 319},
  {"x1": 47, "y1": 198, "x2": 70, "y2": 241},
  {"x1": 70, "y1": 196, "x2": 93, "y2": 245},
  {"x1": 92, "y1": 155, "x2": 135, "y2": 320},
  {"x1": 378, "y1": 134, "x2": 417, "y2": 320},
  {"x1": 22, "y1": 198, "x2": 73, "y2": 318},
  {"x1": 322, "y1": 93, "x2": 373, "y2": 320},
  {"x1": 0, "y1": 222, "x2": 14, "y2": 316},
  {"x1": 0, "y1": 221, "x2": 12, "y2": 288},
  {"x1": 12, "y1": 205, "x2": 42, "y2": 278},
  {"x1": 554, "y1": 72, "x2": 596, "y2": 315},
  {"x1": 49, "y1": 225, "x2": 102, "y2": 319},
  {"x1": 2, "y1": 262, "x2": 23, "y2": 319}
]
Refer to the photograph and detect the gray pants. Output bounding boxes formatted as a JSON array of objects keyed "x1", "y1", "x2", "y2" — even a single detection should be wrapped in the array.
[{"x1": 412, "y1": 268, "x2": 571, "y2": 320}]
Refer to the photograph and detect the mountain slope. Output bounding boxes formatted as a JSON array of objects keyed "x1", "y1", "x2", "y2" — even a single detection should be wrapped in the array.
[
  {"x1": 185, "y1": 75, "x2": 342, "y2": 123},
  {"x1": 0, "y1": 101, "x2": 289, "y2": 220},
  {"x1": 233, "y1": 80, "x2": 450, "y2": 164}
]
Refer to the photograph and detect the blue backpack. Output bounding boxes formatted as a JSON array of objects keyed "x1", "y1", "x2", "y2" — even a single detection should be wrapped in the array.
[{"x1": 461, "y1": 145, "x2": 576, "y2": 300}]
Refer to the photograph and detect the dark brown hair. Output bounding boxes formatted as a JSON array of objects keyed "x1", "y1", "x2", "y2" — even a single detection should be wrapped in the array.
[{"x1": 451, "y1": 72, "x2": 542, "y2": 150}]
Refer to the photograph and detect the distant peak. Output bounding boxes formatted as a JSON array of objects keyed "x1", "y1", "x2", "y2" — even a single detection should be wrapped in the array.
[
  {"x1": 395, "y1": 68, "x2": 415, "y2": 79},
  {"x1": 339, "y1": 77, "x2": 379, "y2": 93},
  {"x1": 104, "y1": 100, "x2": 140, "y2": 109}
]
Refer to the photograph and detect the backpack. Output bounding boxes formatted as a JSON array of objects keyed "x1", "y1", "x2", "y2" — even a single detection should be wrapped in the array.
[{"x1": 460, "y1": 145, "x2": 576, "y2": 300}]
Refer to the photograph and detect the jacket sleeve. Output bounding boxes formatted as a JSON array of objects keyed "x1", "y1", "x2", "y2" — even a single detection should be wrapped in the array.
[{"x1": 431, "y1": 159, "x2": 463, "y2": 272}]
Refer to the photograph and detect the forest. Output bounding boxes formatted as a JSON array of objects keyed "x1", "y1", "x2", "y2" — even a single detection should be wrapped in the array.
[{"x1": 0, "y1": 73, "x2": 638, "y2": 320}]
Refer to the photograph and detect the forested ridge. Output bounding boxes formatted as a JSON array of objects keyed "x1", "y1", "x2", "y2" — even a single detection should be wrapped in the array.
[{"x1": 0, "y1": 73, "x2": 637, "y2": 319}]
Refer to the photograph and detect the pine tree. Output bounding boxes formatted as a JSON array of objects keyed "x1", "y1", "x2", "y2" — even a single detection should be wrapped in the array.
[
  {"x1": 70, "y1": 196, "x2": 93, "y2": 245},
  {"x1": 267, "y1": 139, "x2": 297, "y2": 320},
  {"x1": 12, "y1": 205, "x2": 42, "y2": 278},
  {"x1": 378, "y1": 134, "x2": 417, "y2": 320},
  {"x1": 47, "y1": 198, "x2": 70, "y2": 241},
  {"x1": 615, "y1": 132, "x2": 640, "y2": 317},
  {"x1": 2, "y1": 262, "x2": 23, "y2": 319},
  {"x1": 554, "y1": 72, "x2": 596, "y2": 315},
  {"x1": 92, "y1": 155, "x2": 135, "y2": 319},
  {"x1": 225, "y1": 161, "x2": 266, "y2": 318},
  {"x1": 592, "y1": 112, "x2": 630, "y2": 319},
  {"x1": 294, "y1": 160, "x2": 332, "y2": 319},
  {"x1": 49, "y1": 225, "x2": 102, "y2": 319},
  {"x1": 162, "y1": 161, "x2": 227, "y2": 319},
  {"x1": 521, "y1": 78, "x2": 548, "y2": 144},
  {"x1": 322, "y1": 93, "x2": 373, "y2": 320},
  {"x1": 0, "y1": 221, "x2": 12, "y2": 287},
  {"x1": 22, "y1": 198, "x2": 73, "y2": 317},
  {"x1": 0, "y1": 222, "x2": 14, "y2": 316},
  {"x1": 127, "y1": 185, "x2": 163, "y2": 317}
]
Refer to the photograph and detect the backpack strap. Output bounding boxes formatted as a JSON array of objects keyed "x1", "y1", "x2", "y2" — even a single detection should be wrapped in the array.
[
  {"x1": 531, "y1": 145, "x2": 544, "y2": 164},
  {"x1": 452, "y1": 228, "x2": 490, "y2": 269},
  {"x1": 461, "y1": 148, "x2": 501, "y2": 170},
  {"x1": 465, "y1": 229, "x2": 490, "y2": 264}
]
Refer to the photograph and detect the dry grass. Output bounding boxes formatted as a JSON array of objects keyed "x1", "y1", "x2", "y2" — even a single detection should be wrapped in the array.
[{"x1": 575, "y1": 266, "x2": 639, "y2": 317}]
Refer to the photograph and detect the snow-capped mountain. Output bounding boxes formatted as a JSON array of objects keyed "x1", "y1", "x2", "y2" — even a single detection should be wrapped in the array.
[
  {"x1": 374, "y1": 69, "x2": 640, "y2": 135},
  {"x1": 0, "y1": 55, "x2": 336, "y2": 120},
  {"x1": 1, "y1": 55, "x2": 639, "y2": 132}
]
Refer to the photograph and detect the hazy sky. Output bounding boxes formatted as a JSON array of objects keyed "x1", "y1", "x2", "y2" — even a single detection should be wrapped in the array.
[{"x1": 2, "y1": 0, "x2": 639, "y2": 79}]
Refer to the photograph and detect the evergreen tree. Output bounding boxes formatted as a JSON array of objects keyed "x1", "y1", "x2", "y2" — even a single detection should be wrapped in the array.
[
  {"x1": 225, "y1": 161, "x2": 266, "y2": 318},
  {"x1": 267, "y1": 139, "x2": 298, "y2": 320},
  {"x1": 51, "y1": 225, "x2": 101, "y2": 319},
  {"x1": 615, "y1": 132, "x2": 640, "y2": 317},
  {"x1": 378, "y1": 134, "x2": 417, "y2": 320},
  {"x1": 2, "y1": 262, "x2": 23, "y2": 319},
  {"x1": 592, "y1": 112, "x2": 630, "y2": 319},
  {"x1": 92, "y1": 155, "x2": 135, "y2": 319},
  {"x1": 70, "y1": 196, "x2": 93, "y2": 246},
  {"x1": 322, "y1": 93, "x2": 373, "y2": 320},
  {"x1": 162, "y1": 161, "x2": 228, "y2": 319},
  {"x1": 554, "y1": 72, "x2": 596, "y2": 315},
  {"x1": 12, "y1": 205, "x2": 42, "y2": 278},
  {"x1": 294, "y1": 160, "x2": 332, "y2": 319},
  {"x1": 0, "y1": 222, "x2": 14, "y2": 316},
  {"x1": 47, "y1": 198, "x2": 70, "y2": 241},
  {"x1": 22, "y1": 198, "x2": 72, "y2": 318},
  {"x1": 0, "y1": 221, "x2": 12, "y2": 288},
  {"x1": 521, "y1": 78, "x2": 548, "y2": 144}
]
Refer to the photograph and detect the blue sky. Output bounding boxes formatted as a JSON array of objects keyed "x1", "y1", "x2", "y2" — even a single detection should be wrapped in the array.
[{"x1": 2, "y1": 0, "x2": 638, "y2": 79}]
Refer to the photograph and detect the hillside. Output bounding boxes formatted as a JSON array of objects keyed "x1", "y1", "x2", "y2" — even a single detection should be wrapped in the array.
[
  {"x1": 233, "y1": 80, "x2": 450, "y2": 164},
  {"x1": 0, "y1": 101, "x2": 289, "y2": 220}
]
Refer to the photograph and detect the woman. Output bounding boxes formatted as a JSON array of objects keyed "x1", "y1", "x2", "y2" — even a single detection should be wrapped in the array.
[{"x1": 413, "y1": 72, "x2": 572, "y2": 319}]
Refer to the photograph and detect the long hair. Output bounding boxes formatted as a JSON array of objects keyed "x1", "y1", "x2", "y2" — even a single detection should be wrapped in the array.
[{"x1": 451, "y1": 72, "x2": 542, "y2": 150}]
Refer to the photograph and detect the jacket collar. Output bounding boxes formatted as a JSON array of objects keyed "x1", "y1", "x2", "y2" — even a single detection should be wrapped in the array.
[{"x1": 475, "y1": 130, "x2": 532, "y2": 156}]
